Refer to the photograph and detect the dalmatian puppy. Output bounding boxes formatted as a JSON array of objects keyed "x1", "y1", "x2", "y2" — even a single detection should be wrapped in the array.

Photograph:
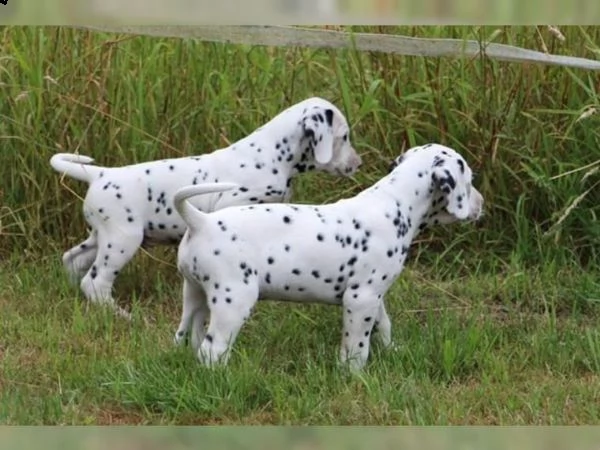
[
  {"x1": 172, "y1": 143, "x2": 484, "y2": 371},
  {"x1": 50, "y1": 97, "x2": 362, "y2": 318}
]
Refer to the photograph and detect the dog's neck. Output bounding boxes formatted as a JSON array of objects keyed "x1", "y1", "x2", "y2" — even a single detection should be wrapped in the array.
[
  {"x1": 364, "y1": 163, "x2": 439, "y2": 241},
  {"x1": 238, "y1": 108, "x2": 320, "y2": 178}
]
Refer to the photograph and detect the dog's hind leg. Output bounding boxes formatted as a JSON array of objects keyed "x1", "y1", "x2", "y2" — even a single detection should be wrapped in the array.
[
  {"x1": 62, "y1": 231, "x2": 98, "y2": 284},
  {"x1": 174, "y1": 278, "x2": 209, "y2": 349},
  {"x1": 79, "y1": 226, "x2": 143, "y2": 319},
  {"x1": 198, "y1": 283, "x2": 259, "y2": 367},
  {"x1": 375, "y1": 300, "x2": 393, "y2": 349}
]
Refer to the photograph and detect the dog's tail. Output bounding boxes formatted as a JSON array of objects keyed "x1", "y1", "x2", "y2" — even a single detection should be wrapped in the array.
[
  {"x1": 50, "y1": 153, "x2": 105, "y2": 183},
  {"x1": 173, "y1": 183, "x2": 240, "y2": 233}
]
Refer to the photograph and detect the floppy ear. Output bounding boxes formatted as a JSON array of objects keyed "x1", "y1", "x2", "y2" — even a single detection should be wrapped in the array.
[
  {"x1": 431, "y1": 156, "x2": 469, "y2": 220},
  {"x1": 303, "y1": 108, "x2": 335, "y2": 164}
]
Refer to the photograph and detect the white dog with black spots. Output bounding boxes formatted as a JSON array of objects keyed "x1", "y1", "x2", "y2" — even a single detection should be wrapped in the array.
[
  {"x1": 50, "y1": 97, "x2": 362, "y2": 318},
  {"x1": 172, "y1": 143, "x2": 484, "y2": 371}
]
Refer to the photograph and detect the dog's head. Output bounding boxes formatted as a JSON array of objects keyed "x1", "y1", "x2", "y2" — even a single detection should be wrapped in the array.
[
  {"x1": 391, "y1": 144, "x2": 484, "y2": 226},
  {"x1": 299, "y1": 99, "x2": 362, "y2": 177}
]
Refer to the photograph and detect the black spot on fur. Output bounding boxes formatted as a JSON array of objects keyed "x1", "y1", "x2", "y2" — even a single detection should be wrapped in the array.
[
  {"x1": 443, "y1": 169, "x2": 457, "y2": 189},
  {"x1": 324, "y1": 109, "x2": 334, "y2": 126}
]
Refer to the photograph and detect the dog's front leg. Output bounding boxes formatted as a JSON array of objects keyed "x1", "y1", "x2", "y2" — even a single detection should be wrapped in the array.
[{"x1": 339, "y1": 291, "x2": 381, "y2": 372}]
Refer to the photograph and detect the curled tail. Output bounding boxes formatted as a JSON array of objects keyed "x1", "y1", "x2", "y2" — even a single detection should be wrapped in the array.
[
  {"x1": 50, "y1": 153, "x2": 105, "y2": 183},
  {"x1": 173, "y1": 183, "x2": 240, "y2": 233}
]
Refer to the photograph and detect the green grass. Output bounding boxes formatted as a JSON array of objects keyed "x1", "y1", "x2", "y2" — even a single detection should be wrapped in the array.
[
  {"x1": 1, "y1": 25, "x2": 600, "y2": 424},
  {"x1": 1, "y1": 255, "x2": 600, "y2": 424}
]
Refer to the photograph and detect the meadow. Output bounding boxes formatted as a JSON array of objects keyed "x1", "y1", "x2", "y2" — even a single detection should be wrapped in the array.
[{"x1": 1, "y1": 25, "x2": 599, "y2": 425}]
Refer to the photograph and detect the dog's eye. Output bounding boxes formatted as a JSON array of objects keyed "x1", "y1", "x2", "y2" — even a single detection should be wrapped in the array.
[{"x1": 343, "y1": 133, "x2": 348, "y2": 142}]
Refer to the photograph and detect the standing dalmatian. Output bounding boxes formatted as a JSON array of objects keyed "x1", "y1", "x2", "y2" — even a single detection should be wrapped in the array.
[
  {"x1": 172, "y1": 144, "x2": 484, "y2": 371},
  {"x1": 50, "y1": 97, "x2": 362, "y2": 317}
]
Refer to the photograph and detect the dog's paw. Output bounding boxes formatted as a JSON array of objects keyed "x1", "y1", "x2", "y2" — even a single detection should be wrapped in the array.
[
  {"x1": 384, "y1": 341, "x2": 400, "y2": 352},
  {"x1": 115, "y1": 306, "x2": 132, "y2": 321}
]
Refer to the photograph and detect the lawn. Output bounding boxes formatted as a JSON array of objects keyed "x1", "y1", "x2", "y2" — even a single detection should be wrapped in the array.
[
  {"x1": 2, "y1": 252, "x2": 600, "y2": 424},
  {"x1": 1, "y1": 25, "x2": 599, "y2": 425}
]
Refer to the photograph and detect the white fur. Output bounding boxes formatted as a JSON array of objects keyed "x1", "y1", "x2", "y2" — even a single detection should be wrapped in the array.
[
  {"x1": 173, "y1": 143, "x2": 484, "y2": 371},
  {"x1": 51, "y1": 97, "x2": 362, "y2": 318}
]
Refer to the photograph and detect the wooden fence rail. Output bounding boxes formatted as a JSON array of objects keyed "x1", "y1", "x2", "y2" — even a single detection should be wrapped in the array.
[{"x1": 78, "y1": 25, "x2": 600, "y2": 71}]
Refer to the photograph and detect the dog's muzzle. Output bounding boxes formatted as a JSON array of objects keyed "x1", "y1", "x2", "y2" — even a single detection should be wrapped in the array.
[
  {"x1": 468, "y1": 190, "x2": 485, "y2": 221},
  {"x1": 341, "y1": 152, "x2": 362, "y2": 176}
]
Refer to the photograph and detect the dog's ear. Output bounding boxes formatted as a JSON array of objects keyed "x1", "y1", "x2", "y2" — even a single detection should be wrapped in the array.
[
  {"x1": 431, "y1": 155, "x2": 470, "y2": 220},
  {"x1": 303, "y1": 108, "x2": 335, "y2": 164}
]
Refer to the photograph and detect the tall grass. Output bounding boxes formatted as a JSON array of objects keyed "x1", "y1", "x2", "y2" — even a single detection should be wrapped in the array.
[{"x1": 1, "y1": 26, "x2": 599, "y2": 267}]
